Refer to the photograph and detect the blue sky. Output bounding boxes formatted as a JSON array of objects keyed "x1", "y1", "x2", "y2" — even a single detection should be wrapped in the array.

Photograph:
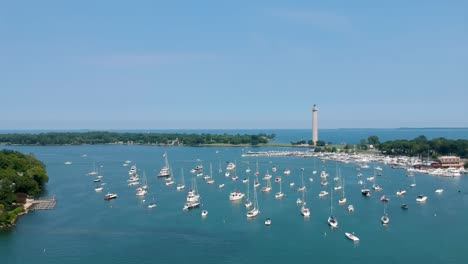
[{"x1": 1, "y1": 0, "x2": 466, "y2": 129}]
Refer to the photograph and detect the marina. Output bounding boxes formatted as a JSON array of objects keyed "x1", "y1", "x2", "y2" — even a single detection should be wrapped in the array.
[{"x1": 1, "y1": 139, "x2": 467, "y2": 264}]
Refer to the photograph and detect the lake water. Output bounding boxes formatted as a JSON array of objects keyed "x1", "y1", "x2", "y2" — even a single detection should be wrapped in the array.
[{"x1": 1, "y1": 129, "x2": 467, "y2": 264}]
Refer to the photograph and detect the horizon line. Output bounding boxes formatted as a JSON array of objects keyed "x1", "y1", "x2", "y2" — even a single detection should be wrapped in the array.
[{"x1": 0, "y1": 127, "x2": 467, "y2": 131}]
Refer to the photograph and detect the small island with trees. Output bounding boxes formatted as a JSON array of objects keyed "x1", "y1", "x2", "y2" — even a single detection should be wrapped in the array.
[
  {"x1": 0, "y1": 150, "x2": 49, "y2": 227},
  {"x1": 0, "y1": 131, "x2": 276, "y2": 146}
]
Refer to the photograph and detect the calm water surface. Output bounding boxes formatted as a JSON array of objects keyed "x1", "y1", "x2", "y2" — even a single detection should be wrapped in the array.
[{"x1": 1, "y1": 130, "x2": 468, "y2": 264}]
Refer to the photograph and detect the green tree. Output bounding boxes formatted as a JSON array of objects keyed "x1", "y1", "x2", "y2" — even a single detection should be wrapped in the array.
[
  {"x1": 359, "y1": 139, "x2": 368, "y2": 150},
  {"x1": 368, "y1": 135, "x2": 380, "y2": 146}
]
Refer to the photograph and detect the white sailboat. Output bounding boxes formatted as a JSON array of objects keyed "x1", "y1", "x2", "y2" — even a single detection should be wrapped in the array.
[
  {"x1": 381, "y1": 202, "x2": 390, "y2": 225},
  {"x1": 297, "y1": 169, "x2": 306, "y2": 192},
  {"x1": 246, "y1": 182, "x2": 260, "y2": 218},
  {"x1": 88, "y1": 162, "x2": 98, "y2": 176},
  {"x1": 300, "y1": 190, "x2": 310, "y2": 217},
  {"x1": 136, "y1": 171, "x2": 148, "y2": 197},
  {"x1": 275, "y1": 177, "x2": 284, "y2": 199},
  {"x1": 205, "y1": 162, "x2": 215, "y2": 184},
  {"x1": 410, "y1": 174, "x2": 416, "y2": 188},
  {"x1": 245, "y1": 176, "x2": 252, "y2": 208},
  {"x1": 328, "y1": 189, "x2": 338, "y2": 228},
  {"x1": 338, "y1": 174, "x2": 347, "y2": 205},
  {"x1": 158, "y1": 152, "x2": 171, "y2": 177},
  {"x1": 261, "y1": 176, "x2": 272, "y2": 192},
  {"x1": 177, "y1": 168, "x2": 186, "y2": 191}
]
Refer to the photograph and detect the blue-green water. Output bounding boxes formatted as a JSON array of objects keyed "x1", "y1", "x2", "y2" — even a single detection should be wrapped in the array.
[{"x1": 1, "y1": 142, "x2": 468, "y2": 263}]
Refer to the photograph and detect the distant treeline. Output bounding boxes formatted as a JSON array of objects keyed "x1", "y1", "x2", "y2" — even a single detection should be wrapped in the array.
[
  {"x1": 378, "y1": 136, "x2": 468, "y2": 158},
  {"x1": 0, "y1": 131, "x2": 275, "y2": 146},
  {"x1": 1, "y1": 149, "x2": 49, "y2": 226}
]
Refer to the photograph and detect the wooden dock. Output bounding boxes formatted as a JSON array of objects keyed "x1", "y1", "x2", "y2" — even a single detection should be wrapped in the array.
[{"x1": 30, "y1": 196, "x2": 56, "y2": 210}]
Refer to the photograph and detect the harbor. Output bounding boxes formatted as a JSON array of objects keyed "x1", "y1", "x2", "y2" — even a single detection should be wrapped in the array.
[{"x1": 1, "y1": 141, "x2": 467, "y2": 264}]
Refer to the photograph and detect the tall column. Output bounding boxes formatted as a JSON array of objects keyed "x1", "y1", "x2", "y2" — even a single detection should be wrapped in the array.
[{"x1": 312, "y1": 104, "x2": 318, "y2": 146}]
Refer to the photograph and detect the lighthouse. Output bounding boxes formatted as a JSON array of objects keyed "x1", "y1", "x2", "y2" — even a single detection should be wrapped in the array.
[{"x1": 312, "y1": 104, "x2": 318, "y2": 146}]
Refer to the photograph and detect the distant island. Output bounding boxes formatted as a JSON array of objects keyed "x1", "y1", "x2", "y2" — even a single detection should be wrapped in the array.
[
  {"x1": 0, "y1": 131, "x2": 276, "y2": 146},
  {"x1": 0, "y1": 150, "x2": 49, "y2": 227}
]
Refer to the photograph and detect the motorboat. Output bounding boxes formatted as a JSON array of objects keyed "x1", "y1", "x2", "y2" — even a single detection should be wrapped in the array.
[
  {"x1": 104, "y1": 193, "x2": 118, "y2": 200},
  {"x1": 401, "y1": 203, "x2": 409, "y2": 209},
  {"x1": 361, "y1": 189, "x2": 371, "y2": 197},
  {"x1": 345, "y1": 232, "x2": 360, "y2": 242},
  {"x1": 201, "y1": 210, "x2": 208, "y2": 217},
  {"x1": 328, "y1": 216, "x2": 338, "y2": 228},
  {"x1": 147, "y1": 203, "x2": 156, "y2": 209},
  {"x1": 319, "y1": 190, "x2": 329, "y2": 197},
  {"x1": 348, "y1": 205, "x2": 354, "y2": 212},
  {"x1": 94, "y1": 186, "x2": 103, "y2": 192},
  {"x1": 372, "y1": 184, "x2": 382, "y2": 191},
  {"x1": 396, "y1": 189, "x2": 407, "y2": 196},
  {"x1": 416, "y1": 195, "x2": 428, "y2": 203},
  {"x1": 435, "y1": 189, "x2": 444, "y2": 194},
  {"x1": 264, "y1": 218, "x2": 272, "y2": 226},
  {"x1": 218, "y1": 183, "x2": 225, "y2": 188},
  {"x1": 275, "y1": 191, "x2": 284, "y2": 199},
  {"x1": 226, "y1": 162, "x2": 236, "y2": 171},
  {"x1": 229, "y1": 190, "x2": 245, "y2": 201}
]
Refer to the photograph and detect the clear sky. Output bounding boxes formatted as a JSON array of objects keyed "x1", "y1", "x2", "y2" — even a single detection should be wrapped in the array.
[{"x1": 1, "y1": 0, "x2": 466, "y2": 129}]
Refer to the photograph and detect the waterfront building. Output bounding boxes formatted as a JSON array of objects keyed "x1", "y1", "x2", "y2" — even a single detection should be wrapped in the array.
[{"x1": 438, "y1": 156, "x2": 463, "y2": 168}]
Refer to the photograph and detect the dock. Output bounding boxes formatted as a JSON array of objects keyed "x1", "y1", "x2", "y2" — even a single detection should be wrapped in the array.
[{"x1": 29, "y1": 196, "x2": 57, "y2": 210}]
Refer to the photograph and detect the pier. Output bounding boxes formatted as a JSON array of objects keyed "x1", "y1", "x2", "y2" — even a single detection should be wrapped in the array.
[{"x1": 29, "y1": 196, "x2": 57, "y2": 210}]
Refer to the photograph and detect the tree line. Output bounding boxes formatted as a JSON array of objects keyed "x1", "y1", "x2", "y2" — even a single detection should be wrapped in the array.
[
  {"x1": 376, "y1": 135, "x2": 467, "y2": 158},
  {"x1": 0, "y1": 132, "x2": 275, "y2": 146},
  {"x1": 0, "y1": 149, "x2": 49, "y2": 226}
]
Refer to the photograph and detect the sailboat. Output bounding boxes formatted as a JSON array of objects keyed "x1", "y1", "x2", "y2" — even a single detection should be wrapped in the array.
[
  {"x1": 261, "y1": 176, "x2": 272, "y2": 192},
  {"x1": 158, "y1": 152, "x2": 171, "y2": 177},
  {"x1": 206, "y1": 163, "x2": 215, "y2": 184},
  {"x1": 372, "y1": 169, "x2": 383, "y2": 191},
  {"x1": 328, "y1": 189, "x2": 338, "y2": 228},
  {"x1": 88, "y1": 162, "x2": 98, "y2": 176},
  {"x1": 338, "y1": 173, "x2": 347, "y2": 205},
  {"x1": 381, "y1": 202, "x2": 390, "y2": 225},
  {"x1": 300, "y1": 190, "x2": 311, "y2": 217},
  {"x1": 147, "y1": 180, "x2": 157, "y2": 208},
  {"x1": 297, "y1": 168, "x2": 306, "y2": 192},
  {"x1": 177, "y1": 168, "x2": 186, "y2": 190},
  {"x1": 136, "y1": 171, "x2": 148, "y2": 196},
  {"x1": 410, "y1": 174, "x2": 416, "y2": 187},
  {"x1": 253, "y1": 162, "x2": 260, "y2": 188},
  {"x1": 245, "y1": 176, "x2": 252, "y2": 208},
  {"x1": 312, "y1": 158, "x2": 317, "y2": 175},
  {"x1": 275, "y1": 177, "x2": 284, "y2": 199},
  {"x1": 246, "y1": 182, "x2": 260, "y2": 218}
]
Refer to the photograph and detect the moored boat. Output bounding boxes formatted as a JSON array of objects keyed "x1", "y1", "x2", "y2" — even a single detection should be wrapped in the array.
[
  {"x1": 345, "y1": 232, "x2": 360, "y2": 242},
  {"x1": 104, "y1": 193, "x2": 118, "y2": 200}
]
